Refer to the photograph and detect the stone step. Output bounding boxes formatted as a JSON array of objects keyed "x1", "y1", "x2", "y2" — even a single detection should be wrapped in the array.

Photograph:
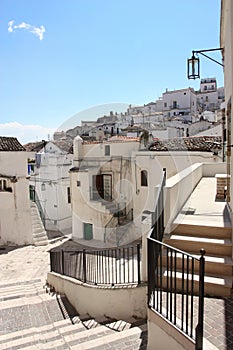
[
  {"x1": 63, "y1": 324, "x2": 115, "y2": 348},
  {"x1": 0, "y1": 321, "x2": 68, "y2": 347},
  {"x1": 0, "y1": 285, "x2": 45, "y2": 301},
  {"x1": 70, "y1": 323, "x2": 147, "y2": 350},
  {"x1": 162, "y1": 252, "x2": 233, "y2": 276},
  {"x1": 0, "y1": 285, "x2": 147, "y2": 349},
  {"x1": 172, "y1": 222, "x2": 232, "y2": 239},
  {"x1": 33, "y1": 233, "x2": 48, "y2": 241},
  {"x1": 0, "y1": 278, "x2": 45, "y2": 293},
  {"x1": 0, "y1": 293, "x2": 56, "y2": 311},
  {"x1": 34, "y1": 239, "x2": 49, "y2": 246},
  {"x1": 162, "y1": 270, "x2": 232, "y2": 297},
  {"x1": 31, "y1": 209, "x2": 41, "y2": 215},
  {"x1": 33, "y1": 231, "x2": 47, "y2": 239},
  {"x1": 0, "y1": 329, "x2": 67, "y2": 349},
  {"x1": 32, "y1": 225, "x2": 45, "y2": 232},
  {"x1": 164, "y1": 235, "x2": 232, "y2": 256},
  {"x1": 30, "y1": 201, "x2": 48, "y2": 246}
]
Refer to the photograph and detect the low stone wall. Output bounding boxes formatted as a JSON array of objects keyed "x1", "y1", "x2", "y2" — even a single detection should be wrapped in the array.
[
  {"x1": 164, "y1": 163, "x2": 203, "y2": 233},
  {"x1": 164, "y1": 162, "x2": 227, "y2": 233},
  {"x1": 147, "y1": 309, "x2": 195, "y2": 350},
  {"x1": 47, "y1": 272, "x2": 147, "y2": 320}
]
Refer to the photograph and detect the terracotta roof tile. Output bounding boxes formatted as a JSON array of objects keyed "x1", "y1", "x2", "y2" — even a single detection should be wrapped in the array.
[
  {"x1": 23, "y1": 141, "x2": 47, "y2": 152},
  {"x1": 0, "y1": 136, "x2": 25, "y2": 151},
  {"x1": 149, "y1": 136, "x2": 222, "y2": 152}
]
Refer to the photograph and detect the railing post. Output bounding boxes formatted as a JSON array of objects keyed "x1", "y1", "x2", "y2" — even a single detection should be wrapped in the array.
[
  {"x1": 83, "y1": 249, "x2": 87, "y2": 283},
  {"x1": 147, "y1": 237, "x2": 155, "y2": 305},
  {"x1": 61, "y1": 249, "x2": 64, "y2": 275},
  {"x1": 50, "y1": 251, "x2": 53, "y2": 272},
  {"x1": 137, "y1": 243, "x2": 141, "y2": 284},
  {"x1": 196, "y1": 249, "x2": 205, "y2": 350}
]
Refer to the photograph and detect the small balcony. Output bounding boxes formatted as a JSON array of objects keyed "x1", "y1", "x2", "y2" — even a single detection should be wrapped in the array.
[{"x1": 169, "y1": 104, "x2": 180, "y2": 109}]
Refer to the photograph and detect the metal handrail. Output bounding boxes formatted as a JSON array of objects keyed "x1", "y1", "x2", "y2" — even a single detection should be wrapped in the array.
[
  {"x1": 50, "y1": 244, "x2": 141, "y2": 287},
  {"x1": 104, "y1": 206, "x2": 133, "y2": 246},
  {"x1": 147, "y1": 169, "x2": 205, "y2": 350}
]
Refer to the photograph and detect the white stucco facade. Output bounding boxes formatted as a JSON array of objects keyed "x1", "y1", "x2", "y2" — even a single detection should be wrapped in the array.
[
  {"x1": 71, "y1": 137, "x2": 221, "y2": 246},
  {"x1": 29, "y1": 142, "x2": 73, "y2": 234},
  {"x1": 220, "y1": 0, "x2": 233, "y2": 216},
  {"x1": 0, "y1": 151, "x2": 33, "y2": 245},
  {"x1": 128, "y1": 79, "x2": 223, "y2": 122}
]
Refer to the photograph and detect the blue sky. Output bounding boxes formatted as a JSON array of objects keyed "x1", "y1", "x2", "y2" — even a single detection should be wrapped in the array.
[{"x1": 0, "y1": 0, "x2": 223, "y2": 143}]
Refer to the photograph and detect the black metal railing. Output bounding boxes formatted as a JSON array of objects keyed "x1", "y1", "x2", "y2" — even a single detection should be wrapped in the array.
[
  {"x1": 148, "y1": 238, "x2": 205, "y2": 349},
  {"x1": 104, "y1": 205, "x2": 133, "y2": 245},
  {"x1": 50, "y1": 244, "x2": 141, "y2": 286},
  {"x1": 147, "y1": 169, "x2": 205, "y2": 350},
  {"x1": 151, "y1": 170, "x2": 166, "y2": 242}
]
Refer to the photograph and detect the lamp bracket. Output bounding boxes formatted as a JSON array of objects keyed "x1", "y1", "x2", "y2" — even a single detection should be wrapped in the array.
[{"x1": 192, "y1": 48, "x2": 224, "y2": 67}]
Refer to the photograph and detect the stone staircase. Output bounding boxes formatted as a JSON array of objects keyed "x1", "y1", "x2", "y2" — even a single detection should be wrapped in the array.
[
  {"x1": 102, "y1": 200, "x2": 136, "y2": 247},
  {"x1": 30, "y1": 202, "x2": 49, "y2": 246},
  {"x1": 163, "y1": 221, "x2": 233, "y2": 297},
  {"x1": 0, "y1": 279, "x2": 147, "y2": 349},
  {"x1": 107, "y1": 220, "x2": 142, "y2": 247},
  {"x1": 100, "y1": 199, "x2": 120, "y2": 214}
]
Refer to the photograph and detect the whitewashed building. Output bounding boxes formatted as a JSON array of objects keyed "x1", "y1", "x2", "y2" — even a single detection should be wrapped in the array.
[
  {"x1": 0, "y1": 137, "x2": 33, "y2": 245},
  {"x1": 128, "y1": 78, "x2": 224, "y2": 122},
  {"x1": 70, "y1": 135, "x2": 222, "y2": 247},
  {"x1": 28, "y1": 140, "x2": 73, "y2": 234}
]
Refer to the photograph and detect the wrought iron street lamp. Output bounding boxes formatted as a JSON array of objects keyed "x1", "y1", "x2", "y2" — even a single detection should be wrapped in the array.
[
  {"x1": 187, "y1": 53, "x2": 200, "y2": 79},
  {"x1": 187, "y1": 48, "x2": 224, "y2": 80}
]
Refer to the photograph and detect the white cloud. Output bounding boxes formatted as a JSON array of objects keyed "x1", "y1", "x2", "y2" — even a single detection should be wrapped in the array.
[
  {"x1": 0, "y1": 122, "x2": 54, "y2": 144},
  {"x1": 31, "y1": 25, "x2": 46, "y2": 41},
  {"x1": 17, "y1": 22, "x2": 30, "y2": 30},
  {"x1": 8, "y1": 20, "x2": 14, "y2": 32},
  {"x1": 8, "y1": 20, "x2": 46, "y2": 40}
]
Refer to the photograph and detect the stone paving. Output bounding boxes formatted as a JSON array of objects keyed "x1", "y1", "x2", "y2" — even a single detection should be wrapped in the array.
[
  {"x1": 1, "y1": 232, "x2": 233, "y2": 349},
  {"x1": 0, "y1": 237, "x2": 147, "y2": 349}
]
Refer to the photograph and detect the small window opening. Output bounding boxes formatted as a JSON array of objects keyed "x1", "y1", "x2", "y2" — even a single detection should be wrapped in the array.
[
  {"x1": 141, "y1": 170, "x2": 148, "y2": 187},
  {"x1": 105, "y1": 145, "x2": 110, "y2": 156},
  {"x1": 67, "y1": 187, "x2": 71, "y2": 203}
]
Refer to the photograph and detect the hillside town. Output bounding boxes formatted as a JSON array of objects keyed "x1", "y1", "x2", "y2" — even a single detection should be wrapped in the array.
[{"x1": 1, "y1": 1, "x2": 233, "y2": 349}]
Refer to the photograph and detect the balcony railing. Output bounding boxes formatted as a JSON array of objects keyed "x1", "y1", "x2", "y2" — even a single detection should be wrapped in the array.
[
  {"x1": 169, "y1": 104, "x2": 180, "y2": 109},
  {"x1": 50, "y1": 244, "x2": 141, "y2": 286}
]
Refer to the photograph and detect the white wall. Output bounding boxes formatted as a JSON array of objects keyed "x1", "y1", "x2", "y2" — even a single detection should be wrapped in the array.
[
  {"x1": 72, "y1": 137, "x2": 220, "y2": 246},
  {"x1": 0, "y1": 152, "x2": 33, "y2": 245},
  {"x1": 79, "y1": 140, "x2": 140, "y2": 161},
  {"x1": 162, "y1": 88, "x2": 196, "y2": 116},
  {"x1": 47, "y1": 272, "x2": 147, "y2": 320},
  {"x1": 30, "y1": 151, "x2": 73, "y2": 233},
  {"x1": 147, "y1": 309, "x2": 195, "y2": 350}
]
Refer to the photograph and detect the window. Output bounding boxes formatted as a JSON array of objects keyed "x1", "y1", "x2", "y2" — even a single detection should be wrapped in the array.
[
  {"x1": 0, "y1": 179, "x2": 7, "y2": 191},
  {"x1": 105, "y1": 145, "x2": 110, "y2": 156},
  {"x1": 173, "y1": 101, "x2": 177, "y2": 109},
  {"x1": 164, "y1": 102, "x2": 167, "y2": 108},
  {"x1": 204, "y1": 85, "x2": 207, "y2": 90},
  {"x1": 206, "y1": 96, "x2": 208, "y2": 102},
  {"x1": 0, "y1": 179, "x2": 12, "y2": 192},
  {"x1": 141, "y1": 170, "x2": 148, "y2": 187},
  {"x1": 67, "y1": 187, "x2": 71, "y2": 203}
]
